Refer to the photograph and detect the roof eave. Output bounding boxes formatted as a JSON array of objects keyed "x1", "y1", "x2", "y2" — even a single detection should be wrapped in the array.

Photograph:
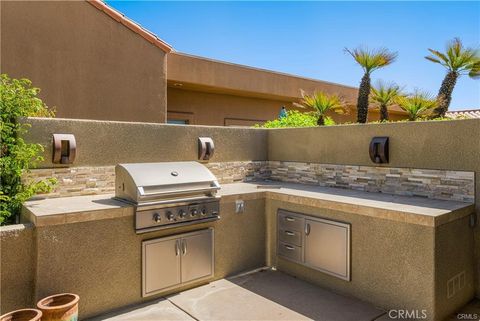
[{"x1": 87, "y1": 0, "x2": 173, "y2": 53}]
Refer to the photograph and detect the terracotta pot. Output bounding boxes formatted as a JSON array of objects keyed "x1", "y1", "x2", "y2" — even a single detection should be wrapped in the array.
[
  {"x1": 0, "y1": 309, "x2": 42, "y2": 321},
  {"x1": 37, "y1": 293, "x2": 79, "y2": 321}
]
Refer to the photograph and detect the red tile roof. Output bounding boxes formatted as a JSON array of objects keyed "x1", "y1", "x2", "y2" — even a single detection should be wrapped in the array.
[
  {"x1": 446, "y1": 109, "x2": 480, "y2": 119},
  {"x1": 87, "y1": 0, "x2": 173, "y2": 53}
]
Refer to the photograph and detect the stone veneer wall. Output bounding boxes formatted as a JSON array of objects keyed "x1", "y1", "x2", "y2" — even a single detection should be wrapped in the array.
[
  {"x1": 25, "y1": 161, "x2": 474, "y2": 203},
  {"x1": 269, "y1": 161, "x2": 475, "y2": 203}
]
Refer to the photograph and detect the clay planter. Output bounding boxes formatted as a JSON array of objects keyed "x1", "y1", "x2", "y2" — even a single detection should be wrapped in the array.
[
  {"x1": 0, "y1": 309, "x2": 42, "y2": 321},
  {"x1": 37, "y1": 293, "x2": 79, "y2": 321}
]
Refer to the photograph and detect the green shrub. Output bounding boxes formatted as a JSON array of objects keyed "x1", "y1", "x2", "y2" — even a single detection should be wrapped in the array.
[
  {"x1": 255, "y1": 110, "x2": 335, "y2": 128},
  {"x1": 0, "y1": 74, "x2": 56, "y2": 225}
]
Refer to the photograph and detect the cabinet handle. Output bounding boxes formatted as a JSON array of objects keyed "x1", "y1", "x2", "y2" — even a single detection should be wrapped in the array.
[
  {"x1": 305, "y1": 223, "x2": 311, "y2": 236},
  {"x1": 284, "y1": 245, "x2": 295, "y2": 250},
  {"x1": 175, "y1": 240, "x2": 180, "y2": 256},
  {"x1": 182, "y1": 239, "x2": 187, "y2": 255},
  {"x1": 284, "y1": 231, "x2": 295, "y2": 236},
  {"x1": 285, "y1": 216, "x2": 295, "y2": 222}
]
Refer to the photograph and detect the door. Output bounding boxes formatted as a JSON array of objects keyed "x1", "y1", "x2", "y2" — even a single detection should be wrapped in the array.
[
  {"x1": 143, "y1": 238, "x2": 181, "y2": 296},
  {"x1": 181, "y1": 229, "x2": 214, "y2": 283},
  {"x1": 304, "y1": 219, "x2": 350, "y2": 280}
]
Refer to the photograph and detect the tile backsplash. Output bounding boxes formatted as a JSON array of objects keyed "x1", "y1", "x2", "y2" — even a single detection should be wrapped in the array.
[{"x1": 25, "y1": 161, "x2": 474, "y2": 203}]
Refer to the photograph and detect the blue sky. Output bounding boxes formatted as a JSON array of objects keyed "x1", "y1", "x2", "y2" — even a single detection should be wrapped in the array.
[{"x1": 107, "y1": 1, "x2": 480, "y2": 110}]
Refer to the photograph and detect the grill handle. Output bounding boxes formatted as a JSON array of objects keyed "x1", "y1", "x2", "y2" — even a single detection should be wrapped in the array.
[{"x1": 139, "y1": 185, "x2": 220, "y2": 198}]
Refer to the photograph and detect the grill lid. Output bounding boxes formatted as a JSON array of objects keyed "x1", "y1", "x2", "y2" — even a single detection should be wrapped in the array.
[{"x1": 115, "y1": 161, "x2": 220, "y2": 205}]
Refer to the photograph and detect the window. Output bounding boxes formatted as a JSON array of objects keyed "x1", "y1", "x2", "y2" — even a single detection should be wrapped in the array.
[{"x1": 167, "y1": 111, "x2": 194, "y2": 125}]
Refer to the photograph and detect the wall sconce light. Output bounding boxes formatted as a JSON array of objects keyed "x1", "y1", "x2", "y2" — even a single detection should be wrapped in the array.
[
  {"x1": 369, "y1": 137, "x2": 389, "y2": 164},
  {"x1": 52, "y1": 134, "x2": 76, "y2": 164},
  {"x1": 198, "y1": 137, "x2": 215, "y2": 161}
]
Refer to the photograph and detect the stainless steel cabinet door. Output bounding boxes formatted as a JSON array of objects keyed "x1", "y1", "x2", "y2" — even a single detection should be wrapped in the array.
[
  {"x1": 181, "y1": 229, "x2": 214, "y2": 283},
  {"x1": 304, "y1": 219, "x2": 350, "y2": 280},
  {"x1": 143, "y1": 238, "x2": 181, "y2": 296}
]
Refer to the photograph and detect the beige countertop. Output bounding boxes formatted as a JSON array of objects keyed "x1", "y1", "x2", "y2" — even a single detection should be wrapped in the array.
[{"x1": 22, "y1": 182, "x2": 474, "y2": 227}]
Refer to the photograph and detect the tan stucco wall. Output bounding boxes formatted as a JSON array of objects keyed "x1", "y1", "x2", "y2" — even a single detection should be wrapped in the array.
[
  {"x1": 268, "y1": 118, "x2": 480, "y2": 297},
  {"x1": 0, "y1": 1, "x2": 167, "y2": 123},
  {"x1": 168, "y1": 52, "x2": 358, "y2": 102},
  {"x1": 32, "y1": 198, "x2": 265, "y2": 319},
  {"x1": 168, "y1": 87, "x2": 407, "y2": 126},
  {"x1": 167, "y1": 53, "x2": 407, "y2": 126},
  {"x1": 0, "y1": 224, "x2": 35, "y2": 314},
  {"x1": 23, "y1": 118, "x2": 268, "y2": 167},
  {"x1": 265, "y1": 199, "x2": 474, "y2": 321}
]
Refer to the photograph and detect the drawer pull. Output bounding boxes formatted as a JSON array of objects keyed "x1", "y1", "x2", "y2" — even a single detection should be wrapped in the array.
[
  {"x1": 284, "y1": 245, "x2": 295, "y2": 250},
  {"x1": 284, "y1": 231, "x2": 295, "y2": 236},
  {"x1": 285, "y1": 216, "x2": 296, "y2": 222},
  {"x1": 305, "y1": 223, "x2": 311, "y2": 236}
]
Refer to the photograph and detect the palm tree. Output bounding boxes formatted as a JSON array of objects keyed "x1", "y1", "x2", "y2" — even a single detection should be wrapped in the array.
[
  {"x1": 370, "y1": 81, "x2": 402, "y2": 122},
  {"x1": 395, "y1": 91, "x2": 437, "y2": 121},
  {"x1": 345, "y1": 47, "x2": 398, "y2": 123},
  {"x1": 294, "y1": 90, "x2": 346, "y2": 126},
  {"x1": 425, "y1": 38, "x2": 480, "y2": 117}
]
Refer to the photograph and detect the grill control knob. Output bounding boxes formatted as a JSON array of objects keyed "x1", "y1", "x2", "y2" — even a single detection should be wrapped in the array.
[
  {"x1": 153, "y1": 213, "x2": 161, "y2": 223},
  {"x1": 179, "y1": 209, "x2": 187, "y2": 218},
  {"x1": 201, "y1": 208, "x2": 207, "y2": 216},
  {"x1": 191, "y1": 209, "x2": 198, "y2": 217},
  {"x1": 166, "y1": 211, "x2": 175, "y2": 221}
]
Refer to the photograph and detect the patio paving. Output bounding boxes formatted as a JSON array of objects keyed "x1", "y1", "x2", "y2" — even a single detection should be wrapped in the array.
[{"x1": 88, "y1": 269, "x2": 387, "y2": 321}]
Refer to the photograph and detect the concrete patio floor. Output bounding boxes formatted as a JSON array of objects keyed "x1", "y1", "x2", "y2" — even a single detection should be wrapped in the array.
[
  {"x1": 85, "y1": 269, "x2": 480, "y2": 321},
  {"x1": 88, "y1": 269, "x2": 389, "y2": 321}
]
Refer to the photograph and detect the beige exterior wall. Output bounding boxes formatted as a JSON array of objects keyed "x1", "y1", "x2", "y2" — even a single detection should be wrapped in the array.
[
  {"x1": 167, "y1": 53, "x2": 407, "y2": 125},
  {"x1": 0, "y1": 1, "x2": 168, "y2": 123}
]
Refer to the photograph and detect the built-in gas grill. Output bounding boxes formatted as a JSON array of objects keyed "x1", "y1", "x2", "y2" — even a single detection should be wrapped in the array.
[{"x1": 115, "y1": 162, "x2": 220, "y2": 233}]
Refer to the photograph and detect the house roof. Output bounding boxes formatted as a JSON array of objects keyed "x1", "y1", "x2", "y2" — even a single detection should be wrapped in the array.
[
  {"x1": 86, "y1": 0, "x2": 173, "y2": 53},
  {"x1": 446, "y1": 109, "x2": 480, "y2": 119}
]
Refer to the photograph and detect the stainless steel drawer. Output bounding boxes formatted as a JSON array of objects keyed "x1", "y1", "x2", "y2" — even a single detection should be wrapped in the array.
[
  {"x1": 278, "y1": 229, "x2": 302, "y2": 246},
  {"x1": 278, "y1": 211, "x2": 304, "y2": 232},
  {"x1": 278, "y1": 242, "x2": 302, "y2": 262}
]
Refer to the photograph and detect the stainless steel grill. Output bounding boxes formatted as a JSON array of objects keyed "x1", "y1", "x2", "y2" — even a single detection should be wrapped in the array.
[{"x1": 115, "y1": 162, "x2": 220, "y2": 233}]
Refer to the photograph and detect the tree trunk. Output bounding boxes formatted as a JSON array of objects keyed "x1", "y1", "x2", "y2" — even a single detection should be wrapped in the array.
[
  {"x1": 380, "y1": 104, "x2": 389, "y2": 122},
  {"x1": 317, "y1": 114, "x2": 325, "y2": 126},
  {"x1": 432, "y1": 71, "x2": 458, "y2": 118},
  {"x1": 357, "y1": 73, "x2": 371, "y2": 123}
]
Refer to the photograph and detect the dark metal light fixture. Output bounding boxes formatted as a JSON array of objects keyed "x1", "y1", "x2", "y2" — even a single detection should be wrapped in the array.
[
  {"x1": 369, "y1": 137, "x2": 389, "y2": 164},
  {"x1": 52, "y1": 134, "x2": 76, "y2": 164}
]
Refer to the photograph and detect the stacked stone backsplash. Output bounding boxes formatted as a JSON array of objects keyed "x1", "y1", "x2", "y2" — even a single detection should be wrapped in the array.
[
  {"x1": 25, "y1": 161, "x2": 475, "y2": 203},
  {"x1": 268, "y1": 161, "x2": 474, "y2": 203}
]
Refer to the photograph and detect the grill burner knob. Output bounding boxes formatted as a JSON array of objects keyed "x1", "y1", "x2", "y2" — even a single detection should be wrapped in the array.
[
  {"x1": 191, "y1": 209, "x2": 198, "y2": 217},
  {"x1": 179, "y1": 209, "x2": 187, "y2": 218},
  {"x1": 201, "y1": 208, "x2": 207, "y2": 216},
  {"x1": 153, "y1": 213, "x2": 161, "y2": 223},
  {"x1": 166, "y1": 211, "x2": 175, "y2": 221}
]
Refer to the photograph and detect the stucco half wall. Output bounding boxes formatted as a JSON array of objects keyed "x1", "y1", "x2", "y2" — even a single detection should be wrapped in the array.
[
  {"x1": 0, "y1": 1, "x2": 168, "y2": 123},
  {"x1": 268, "y1": 118, "x2": 480, "y2": 296},
  {"x1": 23, "y1": 117, "x2": 268, "y2": 167}
]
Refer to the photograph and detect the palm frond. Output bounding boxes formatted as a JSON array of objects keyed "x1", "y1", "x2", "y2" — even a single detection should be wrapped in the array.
[
  {"x1": 370, "y1": 80, "x2": 402, "y2": 107},
  {"x1": 345, "y1": 47, "x2": 397, "y2": 73},
  {"x1": 426, "y1": 38, "x2": 480, "y2": 75},
  {"x1": 296, "y1": 90, "x2": 347, "y2": 116},
  {"x1": 395, "y1": 90, "x2": 437, "y2": 121}
]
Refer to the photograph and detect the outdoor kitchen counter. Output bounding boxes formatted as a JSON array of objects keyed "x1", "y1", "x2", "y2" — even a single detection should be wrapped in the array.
[{"x1": 22, "y1": 182, "x2": 474, "y2": 227}]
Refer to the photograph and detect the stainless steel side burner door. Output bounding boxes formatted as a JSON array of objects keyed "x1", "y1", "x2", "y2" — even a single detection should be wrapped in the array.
[{"x1": 304, "y1": 218, "x2": 350, "y2": 280}]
